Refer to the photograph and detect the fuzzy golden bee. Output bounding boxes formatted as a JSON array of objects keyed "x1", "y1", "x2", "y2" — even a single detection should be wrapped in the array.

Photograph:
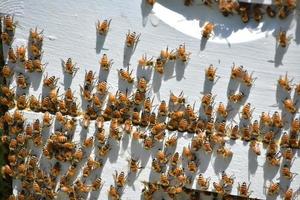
[
  {"x1": 4, "y1": 15, "x2": 17, "y2": 32},
  {"x1": 100, "y1": 54, "x2": 113, "y2": 70},
  {"x1": 96, "y1": 19, "x2": 112, "y2": 35},
  {"x1": 16, "y1": 73, "x2": 28, "y2": 89},
  {"x1": 278, "y1": 30, "x2": 291, "y2": 48},
  {"x1": 2, "y1": 65, "x2": 13, "y2": 79},
  {"x1": 202, "y1": 22, "x2": 215, "y2": 38},
  {"x1": 126, "y1": 30, "x2": 140, "y2": 47},
  {"x1": 118, "y1": 68, "x2": 134, "y2": 83},
  {"x1": 1, "y1": 31, "x2": 13, "y2": 45},
  {"x1": 138, "y1": 54, "x2": 154, "y2": 67},
  {"x1": 238, "y1": 182, "x2": 252, "y2": 197},
  {"x1": 8, "y1": 47, "x2": 17, "y2": 63}
]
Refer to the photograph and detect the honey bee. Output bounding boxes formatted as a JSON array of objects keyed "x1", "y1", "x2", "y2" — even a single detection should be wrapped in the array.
[
  {"x1": 284, "y1": 188, "x2": 294, "y2": 200},
  {"x1": 138, "y1": 54, "x2": 154, "y2": 67},
  {"x1": 155, "y1": 58, "x2": 164, "y2": 74},
  {"x1": 63, "y1": 58, "x2": 79, "y2": 76},
  {"x1": 98, "y1": 143, "x2": 111, "y2": 157},
  {"x1": 2, "y1": 65, "x2": 13, "y2": 79},
  {"x1": 283, "y1": 98, "x2": 297, "y2": 114},
  {"x1": 96, "y1": 19, "x2": 111, "y2": 35},
  {"x1": 100, "y1": 54, "x2": 113, "y2": 71},
  {"x1": 238, "y1": 182, "x2": 252, "y2": 197},
  {"x1": 4, "y1": 15, "x2": 17, "y2": 32},
  {"x1": 290, "y1": 118, "x2": 300, "y2": 134},
  {"x1": 272, "y1": 111, "x2": 283, "y2": 128},
  {"x1": 151, "y1": 158, "x2": 162, "y2": 173},
  {"x1": 249, "y1": 140, "x2": 261, "y2": 155},
  {"x1": 267, "y1": 182, "x2": 280, "y2": 196},
  {"x1": 278, "y1": 30, "x2": 291, "y2": 48},
  {"x1": 241, "y1": 103, "x2": 254, "y2": 119},
  {"x1": 282, "y1": 148, "x2": 293, "y2": 162},
  {"x1": 217, "y1": 145, "x2": 233, "y2": 158},
  {"x1": 80, "y1": 84, "x2": 92, "y2": 101},
  {"x1": 266, "y1": 153, "x2": 281, "y2": 166},
  {"x1": 184, "y1": 0, "x2": 194, "y2": 6},
  {"x1": 114, "y1": 170, "x2": 127, "y2": 187},
  {"x1": 202, "y1": 22, "x2": 215, "y2": 39},
  {"x1": 266, "y1": 6, "x2": 276, "y2": 18},
  {"x1": 260, "y1": 112, "x2": 272, "y2": 126},
  {"x1": 128, "y1": 157, "x2": 142, "y2": 173},
  {"x1": 1, "y1": 31, "x2": 13, "y2": 45},
  {"x1": 231, "y1": 64, "x2": 244, "y2": 79},
  {"x1": 197, "y1": 174, "x2": 210, "y2": 190},
  {"x1": 16, "y1": 73, "x2": 28, "y2": 89},
  {"x1": 95, "y1": 81, "x2": 108, "y2": 95},
  {"x1": 85, "y1": 70, "x2": 96, "y2": 85},
  {"x1": 147, "y1": 0, "x2": 156, "y2": 6},
  {"x1": 216, "y1": 102, "x2": 228, "y2": 118},
  {"x1": 91, "y1": 177, "x2": 103, "y2": 191},
  {"x1": 158, "y1": 100, "x2": 168, "y2": 116},
  {"x1": 8, "y1": 47, "x2": 17, "y2": 63},
  {"x1": 281, "y1": 164, "x2": 297, "y2": 180},
  {"x1": 30, "y1": 44, "x2": 42, "y2": 58},
  {"x1": 205, "y1": 64, "x2": 218, "y2": 81},
  {"x1": 280, "y1": 132, "x2": 289, "y2": 148},
  {"x1": 32, "y1": 59, "x2": 46, "y2": 72},
  {"x1": 263, "y1": 131, "x2": 275, "y2": 144},
  {"x1": 219, "y1": 0, "x2": 239, "y2": 16},
  {"x1": 14, "y1": 110, "x2": 25, "y2": 124},
  {"x1": 151, "y1": 122, "x2": 166, "y2": 135},
  {"x1": 16, "y1": 94, "x2": 27, "y2": 110},
  {"x1": 159, "y1": 173, "x2": 170, "y2": 187},
  {"x1": 203, "y1": 140, "x2": 213, "y2": 153},
  {"x1": 43, "y1": 73, "x2": 59, "y2": 89},
  {"x1": 83, "y1": 136, "x2": 94, "y2": 148},
  {"x1": 170, "y1": 91, "x2": 185, "y2": 105},
  {"x1": 143, "y1": 136, "x2": 154, "y2": 150},
  {"x1": 278, "y1": 72, "x2": 292, "y2": 92},
  {"x1": 221, "y1": 171, "x2": 235, "y2": 187},
  {"x1": 165, "y1": 135, "x2": 178, "y2": 147},
  {"x1": 176, "y1": 43, "x2": 191, "y2": 62},
  {"x1": 253, "y1": 4, "x2": 263, "y2": 22},
  {"x1": 133, "y1": 90, "x2": 145, "y2": 105},
  {"x1": 243, "y1": 71, "x2": 256, "y2": 87},
  {"x1": 29, "y1": 27, "x2": 44, "y2": 43},
  {"x1": 16, "y1": 45, "x2": 26, "y2": 62},
  {"x1": 156, "y1": 149, "x2": 168, "y2": 164},
  {"x1": 73, "y1": 148, "x2": 84, "y2": 162},
  {"x1": 160, "y1": 46, "x2": 176, "y2": 62},
  {"x1": 182, "y1": 146, "x2": 195, "y2": 160},
  {"x1": 126, "y1": 30, "x2": 141, "y2": 47},
  {"x1": 81, "y1": 114, "x2": 91, "y2": 129},
  {"x1": 108, "y1": 185, "x2": 120, "y2": 200},
  {"x1": 187, "y1": 160, "x2": 198, "y2": 173},
  {"x1": 137, "y1": 77, "x2": 148, "y2": 92},
  {"x1": 118, "y1": 68, "x2": 134, "y2": 83},
  {"x1": 1, "y1": 85, "x2": 15, "y2": 98},
  {"x1": 213, "y1": 182, "x2": 225, "y2": 194},
  {"x1": 201, "y1": 92, "x2": 215, "y2": 107}
]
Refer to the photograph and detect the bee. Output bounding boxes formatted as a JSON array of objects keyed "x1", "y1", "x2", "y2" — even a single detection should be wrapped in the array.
[
  {"x1": 29, "y1": 27, "x2": 44, "y2": 43},
  {"x1": 16, "y1": 73, "x2": 28, "y2": 89},
  {"x1": 108, "y1": 185, "x2": 120, "y2": 200},
  {"x1": 158, "y1": 100, "x2": 168, "y2": 116},
  {"x1": 83, "y1": 136, "x2": 94, "y2": 148},
  {"x1": 156, "y1": 149, "x2": 168, "y2": 164},
  {"x1": 138, "y1": 54, "x2": 154, "y2": 67},
  {"x1": 85, "y1": 70, "x2": 96, "y2": 85},
  {"x1": 253, "y1": 4, "x2": 263, "y2": 22},
  {"x1": 219, "y1": 0, "x2": 239, "y2": 16},
  {"x1": 290, "y1": 118, "x2": 300, "y2": 134},
  {"x1": 8, "y1": 47, "x2": 17, "y2": 63},
  {"x1": 263, "y1": 131, "x2": 275, "y2": 144},
  {"x1": 201, "y1": 92, "x2": 215, "y2": 107},
  {"x1": 126, "y1": 30, "x2": 140, "y2": 47},
  {"x1": 24, "y1": 59, "x2": 34, "y2": 72},
  {"x1": 283, "y1": 98, "x2": 296, "y2": 114},
  {"x1": 118, "y1": 68, "x2": 134, "y2": 83},
  {"x1": 137, "y1": 77, "x2": 148, "y2": 92},
  {"x1": 241, "y1": 103, "x2": 254, "y2": 119},
  {"x1": 266, "y1": 153, "x2": 281, "y2": 166},
  {"x1": 238, "y1": 182, "x2": 252, "y2": 197},
  {"x1": 1, "y1": 31, "x2": 13, "y2": 45},
  {"x1": 114, "y1": 170, "x2": 127, "y2": 187},
  {"x1": 43, "y1": 73, "x2": 59, "y2": 89},
  {"x1": 216, "y1": 102, "x2": 228, "y2": 119},
  {"x1": 282, "y1": 164, "x2": 297, "y2": 180},
  {"x1": 278, "y1": 73, "x2": 292, "y2": 92},
  {"x1": 4, "y1": 15, "x2": 17, "y2": 32},
  {"x1": 266, "y1": 6, "x2": 276, "y2": 18},
  {"x1": 272, "y1": 111, "x2": 283, "y2": 128},
  {"x1": 205, "y1": 64, "x2": 218, "y2": 81},
  {"x1": 151, "y1": 122, "x2": 166, "y2": 135},
  {"x1": 49, "y1": 88, "x2": 60, "y2": 104},
  {"x1": 160, "y1": 173, "x2": 170, "y2": 187},
  {"x1": 221, "y1": 171, "x2": 235, "y2": 187},
  {"x1": 231, "y1": 64, "x2": 244, "y2": 79},
  {"x1": 9, "y1": 138, "x2": 17, "y2": 151},
  {"x1": 63, "y1": 58, "x2": 79, "y2": 76},
  {"x1": 197, "y1": 174, "x2": 210, "y2": 190},
  {"x1": 155, "y1": 58, "x2": 164, "y2": 74},
  {"x1": 16, "y1": 45, "x2": 26, "y2": 62},
  {"x1": 243, "y1": 71, "x2": 256, "y2": 87},
  {"x1": 73, "y1": 148, "x2": 84, "y2": 162},
  {"x1": 13, "y1": 110, "x2": 25, "y2": 124},
  {"x1": 187, "y1": 160, "x2": 198, "y2": 173},
  {"x1": 99, "y1": 143, "x2": 111, "y2": 157},
  {"x1": 178, "y1": 118, "x2": 188, "y2": 132},
  {"x1": 32, "y1": 59, "x2": 46, "y2": 72},
  {"x1": 64, "y1": 117, "x2": 77, "y2": 132},
  {"x1": 143, "y1": 136, "x2": 154, "y2": 150},
  {"x1": 91, "y1": 177, "x2": 103, "y2": 191},
  {"x1": 2, "y1": 65, "x2": 13, "y2": 79},
  {"x1": 217, "y1": 145, "x2": 233, "y2": 158},
  {"x1": 170, "y1": 91, "x2": 185, "y2": 105},
  {"x1": 96, "y1": 81, "x2": 108, "y2": 95},
  {"x1": 100, "y1": 54, "x2": 113, "y2": 70},
  {"x1": 165, "y1": 135, "x2": 178, "y2": 147},
  {"x1": 147, "y1": 0, "x2": 156, "y2": 6},
  {"x1": 278, "y1": 5, "x2": 289, "y2": 19},
  {"x1": 16, "y1": 94, "x2": 27, "y2": 110},
  {"x1": 260, "y1": 112, "x2": 272, "y2": 126},
  {"x1": 278, "y1": 30, "x2": 291, "y2": 48},
  {"x1": 96, "y1": 19, "x2": 111, "y2": 35},
  {"x1": 213, "y1": 182, "x2": 225, "y2": 194},
  {"x1": 203, "y1": 140, "x2": 213, "y2": 153},
  {"x1": 81, "y1": 114, "x2": 91, "y2": 129},
  {"x1": 183, "y1": 146, "x2": 195, "y2": 160},
  {"x1": 7, "y1": 154, "x2": 17, "y2": 167},
  {"x1": 30, "y1": 44, "x2": 42, "y2": 58},
  {"x1": 1, "y1": 85, "x2": 15, "y2": 98},
  {"x1": 80, "y1": 85, "x2": 92, "y2": 101},
  {"x1": 249, "y1": 140, "x2": 261, "y2": 156},
  {"x1": 202, "y1": 22, "x2": 215, "y2": 38},
  {"x1": 282, "y1": 148, "x2": 293, "y2": 162},
  {"x1": 267, "y1": 182, "x2": 280, "y2": 196},
  {"x1": 176, "y1": 43, "x2": 191, "y2": 62},
  {"x1": 128, "y1": 157, "x2": 142, "y2": 173},
  {"x1": 160, "y1": 46, "x2": 175, "y2": 62},
  {"x1": 151, "y1": 158, "x2": 162, "y2": 173},
  {"x1": 184, "y1": 0, "x2": 194, "y2": 6},
  {"x1": 280, "y1": 132, "x2": 289, "y2": 148},
  {"x1": 284, "y1": 188, "x2": 294, "y2": 200}
]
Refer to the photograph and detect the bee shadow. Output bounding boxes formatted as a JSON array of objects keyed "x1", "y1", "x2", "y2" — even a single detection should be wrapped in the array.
[
  {"x1": 136, "y1": 65, "x2": 153, "y2": 81},
  {"x1": 263, "y1": 160, "x2": 280, "y2": 186},
  {"x1": 198, "y1": 150, "x2": 212, "y2": 173},
  {"x1": 123, "y1": 45, "x2": 135, "y2": 67},
  {"x1": 273, "y1": 45, "x2": 288, "y2": 68},
  {"x1": 117, "y1": 77, "x2": 134, "y2": 94},
  {"x1": 163, "y1": 61, "x2": 175, "y2": 81},
  {"x1": 98, "y1": 66, "x2": 110, "y2": 82},
  {"x1": 28, "y1": 72, "x2": 43, "y2": 91},
  {"x1": 175, "y1": 60, "x2": 187, "y2": 81},
  {"x1": 121, "y1": 132, "x2": 130, "y2": 151},
  {"x1": 212, "y1": 153, "x2": 232, "y2": 174},
  {"x1": 292, "y1": 92, "x2": 300, "y2": 111},
  {"x1": 151, "y1": 72, "x2": 163, "y2": 94},
  {"x1": 108, "y1": 138, "x2": 120, "y2": 163},
  {"x1": 96, "y1": 31, "x2": 107, "y2": 54},
  {"x1": 61, "y1": 59, "x2": 73, "y2": 90},
  {"x1": 141, "y1": 0, "x2": 153, "y2": 27},
  {"x1": 275, "y1": 83, "x2": 290, "y2": 107},
  {"x1": 203, "y1": 76, "x2": 215, "y2": 94},
  {"x1": 248, "y1": 148, "x2": 258, "y2": 179},
  {"x1": 200, "y1": 37, "x2": 208, "y2": 51},
  {"x1": 79, "y1": 127, "x2": 88, "y2": 145},
  {"x1": 226, "y1": 78, "x2": 239, "y2": 97}
]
